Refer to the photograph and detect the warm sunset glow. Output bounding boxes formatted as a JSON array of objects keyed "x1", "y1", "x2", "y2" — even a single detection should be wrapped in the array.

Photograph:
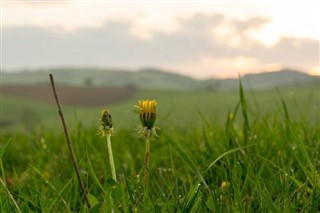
[{"x1": 308, "y1": 66, "x2": 320, "y2": 76}]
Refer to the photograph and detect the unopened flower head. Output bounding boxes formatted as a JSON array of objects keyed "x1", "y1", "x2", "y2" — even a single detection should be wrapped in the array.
[
  {"x1": 228, "y1": 112, "x2": 234, "y2": 121},
  {"x1": 99, "y1": 109, "x2": 113, "y2": 137},
  {"x1": 138, "y1": 100, "x2": 157, "y2": 129}
]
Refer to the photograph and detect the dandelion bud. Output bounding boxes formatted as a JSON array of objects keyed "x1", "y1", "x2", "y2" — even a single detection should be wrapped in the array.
[
  {"x1": 228, "y1": 112, "x2": 234, "y2": 121},
  {"x1": 99, "y1": 109, "x2": 113, "y2": 137},
  {"x1": 138, "y1": 100, "x2": 157, "y2": 129},
  {"x1": 101, "y1": 109, "x2": 112, "y2": 128}
]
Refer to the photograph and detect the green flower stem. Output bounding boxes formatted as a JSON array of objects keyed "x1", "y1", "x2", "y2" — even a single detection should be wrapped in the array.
[
  {"x1": 107, "y1": 134, "x2": 117, "y2": 181},
  {"x1": 144, "y1": 136, "x2": 150, "y2": 190}
]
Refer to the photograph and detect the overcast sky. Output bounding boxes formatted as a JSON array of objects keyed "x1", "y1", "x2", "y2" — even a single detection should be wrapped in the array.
[{"x1": 2, "y1": 0, "x2": 319, "y2": 79}]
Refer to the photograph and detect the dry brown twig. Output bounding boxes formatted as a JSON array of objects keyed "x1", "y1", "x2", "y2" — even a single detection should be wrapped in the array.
[{"x1": 49, "y1": 74, "x2": 91, "y2": 209}]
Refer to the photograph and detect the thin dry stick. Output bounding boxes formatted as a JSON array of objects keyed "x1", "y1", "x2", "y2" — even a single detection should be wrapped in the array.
[{"x1": 49, "y1": 74, "x2": 91, "y2": 209}]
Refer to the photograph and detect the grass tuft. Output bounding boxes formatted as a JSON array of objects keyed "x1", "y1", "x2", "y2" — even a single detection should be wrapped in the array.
[{"x1": 0, "y1": 84, "x2": 319, "y2": 211}]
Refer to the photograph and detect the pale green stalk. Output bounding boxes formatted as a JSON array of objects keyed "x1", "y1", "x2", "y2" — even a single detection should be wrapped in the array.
[
  {"x1": 107, "y1": 134, "x2": 117, "y2": 181},
  {"x1": 144, "y1": 130, "x2": 151, "y2": 190}
]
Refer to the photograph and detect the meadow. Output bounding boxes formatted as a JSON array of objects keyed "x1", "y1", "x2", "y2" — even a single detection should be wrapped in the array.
[{"x1": 0, "y1": 83, "x2": 319, "y2": 212}]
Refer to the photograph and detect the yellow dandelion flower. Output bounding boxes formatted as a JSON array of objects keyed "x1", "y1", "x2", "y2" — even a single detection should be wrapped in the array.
[
  {"x1": 220, "y1": 181, "x2": 230, "y2": 189},
  {"x1": 138, "y1": 100, "x2": 157, "y2": 129}
]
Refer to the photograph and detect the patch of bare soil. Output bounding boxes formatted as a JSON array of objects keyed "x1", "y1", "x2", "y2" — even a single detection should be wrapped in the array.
[{"x1": 1, "y1": 85, "x2": 137, "y2": 107}]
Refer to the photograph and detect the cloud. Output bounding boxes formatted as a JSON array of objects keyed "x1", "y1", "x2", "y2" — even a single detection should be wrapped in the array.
[
  {"x1": 254, "y1": 37, "x2": 319, "y2": 65},
  {"x1": 4, "y1": 0, "x2": 72, "y2": 5},
  {"x1": 2, "y1": 13, "x2": 319, "y2": 78}
]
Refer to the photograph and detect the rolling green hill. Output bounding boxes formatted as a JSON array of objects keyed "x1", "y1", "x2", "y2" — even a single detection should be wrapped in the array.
[
  {"x1": 203, "y1": 69, "x2": 318, "y2": 90},
  {"x1": 2, "y1": 68, "x2": 318, "y2": 90},
  {"x1": 2, "y1": 68, "x2": 199, "y2": 90}
]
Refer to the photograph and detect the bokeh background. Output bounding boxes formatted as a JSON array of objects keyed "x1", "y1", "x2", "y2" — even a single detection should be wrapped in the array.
[{"x1": 1, "y1": 0, "x2": 319, "y2": 131}]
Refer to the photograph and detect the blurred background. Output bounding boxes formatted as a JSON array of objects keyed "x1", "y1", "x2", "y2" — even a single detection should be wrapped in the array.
[{"x1": 1, "y1": 0, "x2": 319, "y2": 131}]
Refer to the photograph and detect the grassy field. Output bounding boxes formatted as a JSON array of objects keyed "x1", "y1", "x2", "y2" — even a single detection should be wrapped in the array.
[{"x1": 0, "y1": 83, "x2": 319, "y2": 212}]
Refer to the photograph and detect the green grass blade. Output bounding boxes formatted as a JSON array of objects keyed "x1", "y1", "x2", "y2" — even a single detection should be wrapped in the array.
[
  {"x1": 0, "y1": 140, "x2": 11, "y2": 186},
  {"x1": 239, "y1": 77, "x2": 250, "y2": 142},
  {"x1": 256, "y1": 155, "x2": 312, "y2": 193},
  {"x1": 166, "y1": 135, "x2": 208, "y2": 189},
  {"x1": 30, "y1": 165, "x2": 69, "y2": 207},
  {"x1": 0, "y1": 140, "x2": 11, "y2": 159},
  {"x1": 206, "y1": 144, "x2": 254, "y2": 171},
  {"x1": 0, "y1": 177, "x2": 22, "y2": 213},
  {"x1": 86, "y1": 153, "x2": 106, "y2": 194},
  {"x1": 182, "y1": 183, "x2": 201, "y2": 212}
]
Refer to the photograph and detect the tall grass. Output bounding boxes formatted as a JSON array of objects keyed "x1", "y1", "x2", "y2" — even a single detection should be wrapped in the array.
[{"x1": 0, "y1": 86, "x2": 319, "y2": 212}]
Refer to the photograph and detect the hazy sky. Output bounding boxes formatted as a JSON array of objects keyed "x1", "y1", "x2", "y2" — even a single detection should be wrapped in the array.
[{"x1": 2, "y1": 0, "x2": 319, "y2": 79}]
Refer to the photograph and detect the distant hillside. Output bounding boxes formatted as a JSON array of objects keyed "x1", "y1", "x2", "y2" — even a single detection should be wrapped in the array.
[
  {"x1": 2, "y1": 68, "x2": 318, "y2": 90},
  {"x1": 243, "y1": 69, "x2": 316, "y2": 89},
  {"x1": 204, "y1": 69, "x2": 317, "y2": 90},
  {"x1": 2, "y1": 68, "x2": 199, "y2": 90}
]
